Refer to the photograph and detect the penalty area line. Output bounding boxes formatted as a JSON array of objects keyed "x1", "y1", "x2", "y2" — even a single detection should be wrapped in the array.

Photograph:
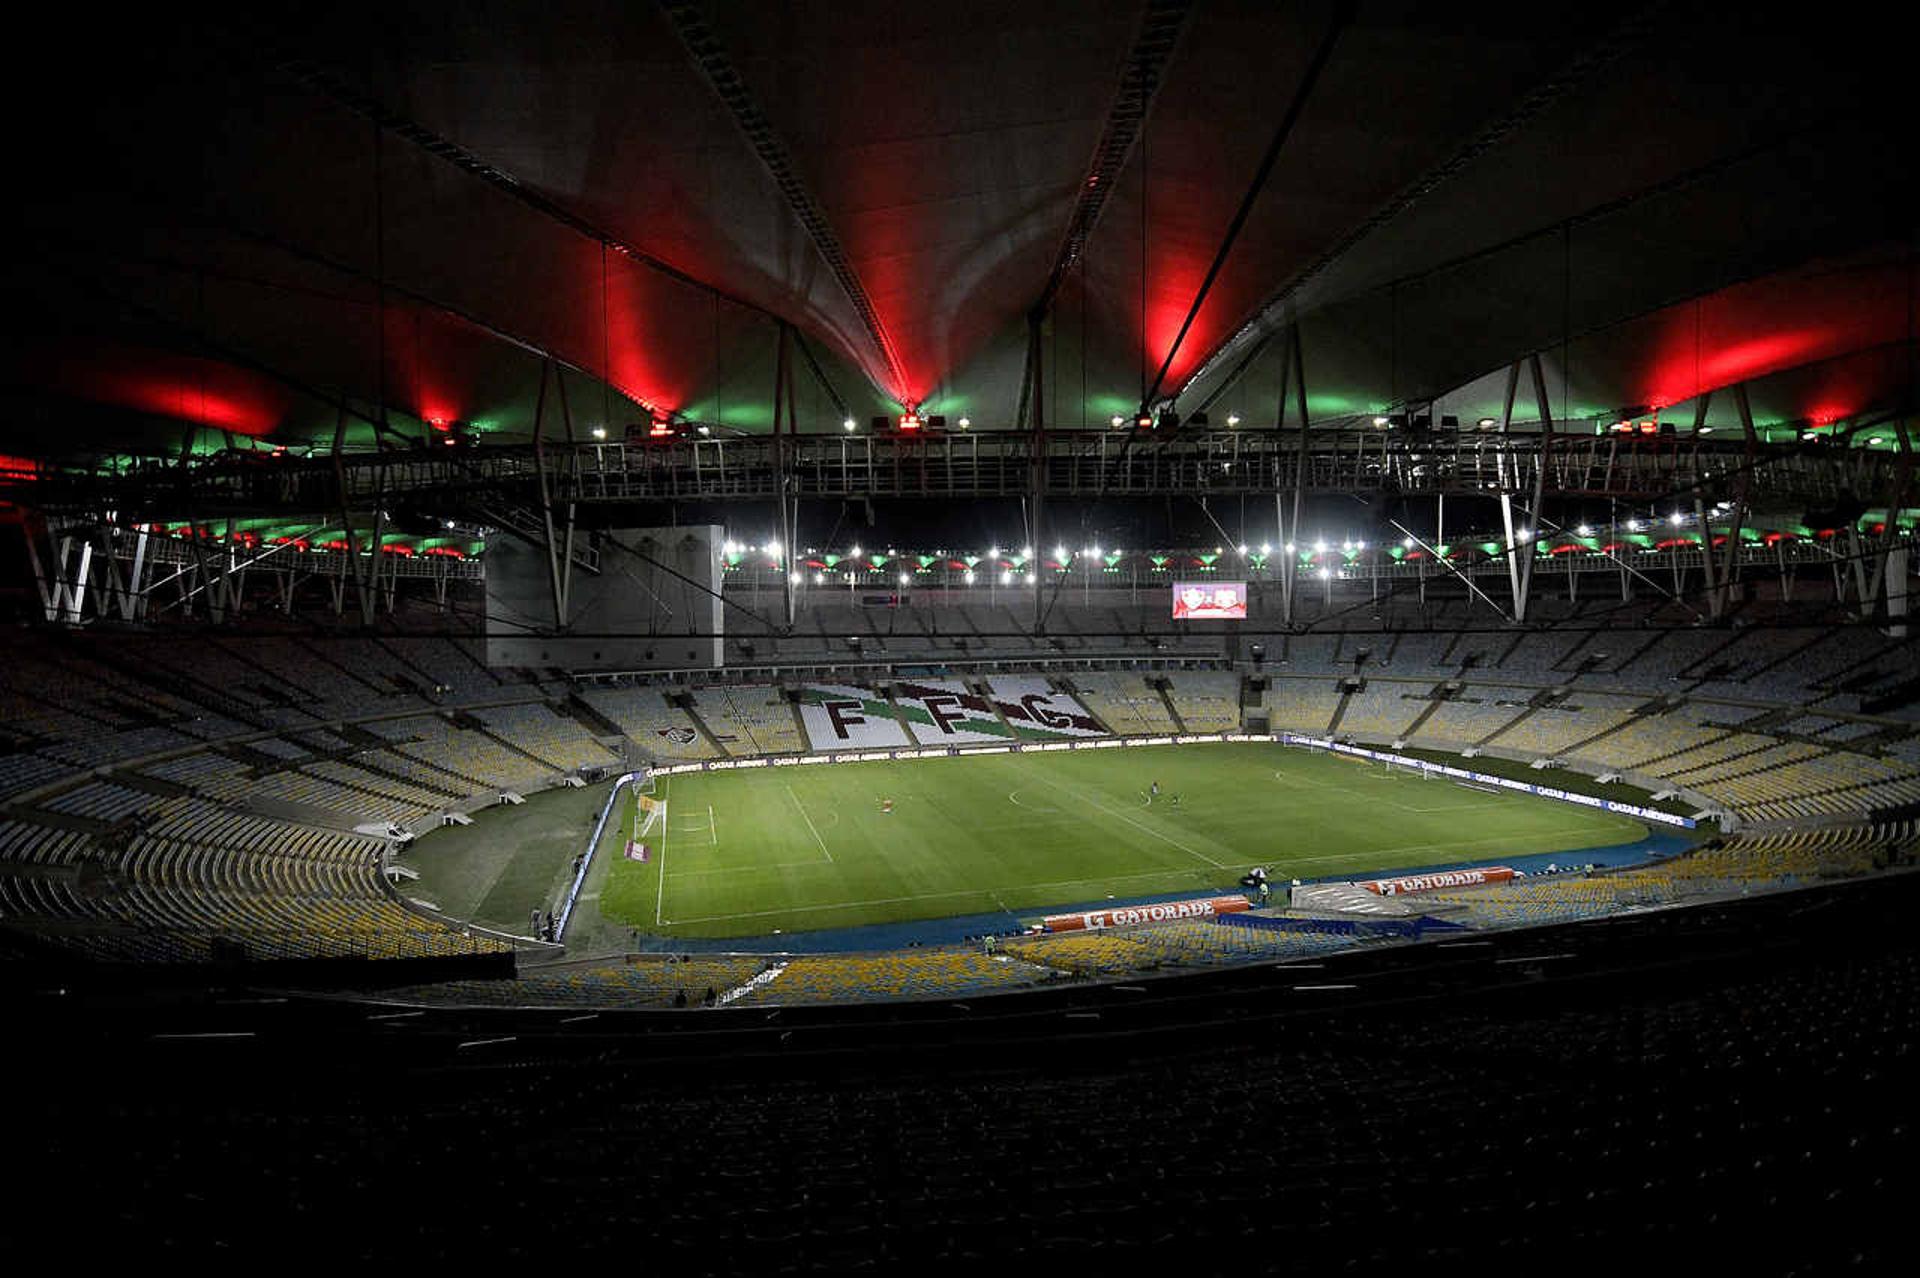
[{"x1": 785, "y1": 784, "x2": 835, "y2": 863}]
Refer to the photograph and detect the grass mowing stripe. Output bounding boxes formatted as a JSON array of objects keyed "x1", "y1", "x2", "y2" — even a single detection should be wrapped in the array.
[
  {"x1": 554, "y1": 742, "x2": 1662, "y2": 939},
  {"x1": 1028, "y1": 769, "x2": 1231, "y2": 870},
  {"x1": 664, "y1": 866, "x2": 1213, "y2": 926}
]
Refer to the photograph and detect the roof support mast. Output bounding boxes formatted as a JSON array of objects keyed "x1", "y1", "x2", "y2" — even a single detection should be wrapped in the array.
[
  {"x1": 1029, "y1": 312, "x2": 1048, "y2": 634},
  {"x1": 1279, "y1": 326, "x2": 1310, "y2": 626},
  {"x1": 1140, "y1": 1, "x2": 1351, "y2": 416}
]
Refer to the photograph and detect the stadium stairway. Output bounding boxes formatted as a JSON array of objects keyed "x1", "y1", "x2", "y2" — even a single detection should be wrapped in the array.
[
  {"x1": 668, "y1": 692, "x2": 732, "y2": 758},
  {"x1": 1325, "y1": 685, "x2": 1354, "y2": 736},
  {"x1": 336, "y1": 756, "x2": 466, "y2": 802},
  {"x1": 455, "y1": 711, "x2": 572, "y2": 775},
  {"x1": 565, "y1": 693, "x2": 629, "y2": 741},
  {"x1": 1475, "y1": 700, "x2": 1539, "y2": 747},
  {"x1": 1396, "y1": 687, "x2": 1452, "y2": 740},
  {"x1": 1150, "y1": 679, "x2": 1187, "y2": 733}
]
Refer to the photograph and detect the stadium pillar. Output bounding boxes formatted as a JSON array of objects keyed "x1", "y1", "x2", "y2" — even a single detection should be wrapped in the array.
[
  {"x1": 1886, "y1": 544, "x2": 1909, "y2": 637},
  {"x1": 330, "y1": 400, "x2": 376, "y2": 622},
  {"x1": 1028, "y1": 311, "x2": 1047, "y2": 634},
  {"x1": 1518, "y1": 354, "x2": 1556, "y2": 623},
  {"x1": 1873, "y1": 411, "x2": 1915, "y2": 636},
  {"x1": 25, "y1": 519, "x2": 85, "y2": 623},
  {"x1": 531, "y1": 360, "x2": 580, "y2": 632},
  {"x1": 773, "y1": 324, "x2": 798, "y2": 631},
  {"x1": 1282, "y1": 325, "x2": 1310, "y2": 625},
  {"x1": 1707, "y1": 384, "x2": 1759, "y2": 619},
  {"x1": 1496, "y1": 363, "x2": 1523, "y2": 620},
  {"x1": 1499, "y1": 493, "x2": 1525, "y2": 619}
]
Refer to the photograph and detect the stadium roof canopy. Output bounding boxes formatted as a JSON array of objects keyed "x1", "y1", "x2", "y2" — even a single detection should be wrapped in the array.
[{"x1": 4, "y1": 1, "x2": 1915, "y2": 460}]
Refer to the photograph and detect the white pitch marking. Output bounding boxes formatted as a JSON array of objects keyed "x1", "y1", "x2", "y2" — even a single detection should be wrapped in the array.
[
  {"x1": 671, "y1": 860, "x2": 839, "y2": 877},
  {"x1": 1006, "y1": 789, "x2": 1063, "y2": 813},
  {"x1": 653, "y1": 776, "x2": 671, "y2": 926},
  {"x1": 1029, "y1": 770, "x2": 1231, "y2": 869},
  {"x1": 785, "y1": 784, "x2": 834, "y2": 863}
]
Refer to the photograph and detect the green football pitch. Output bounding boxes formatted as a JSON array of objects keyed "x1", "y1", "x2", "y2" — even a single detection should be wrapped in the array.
[{"x1": 591, "y1": 743, "x2": 1650, "y2": 939}]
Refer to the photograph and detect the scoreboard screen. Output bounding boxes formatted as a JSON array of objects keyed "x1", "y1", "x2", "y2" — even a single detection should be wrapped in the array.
[{"x1": 1172, "y1": 581, "x2": 1247, "y2": 619}]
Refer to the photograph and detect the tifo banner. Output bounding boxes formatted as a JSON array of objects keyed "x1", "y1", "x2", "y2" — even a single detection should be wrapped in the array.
[
  {"x1": 654, "y1": 725, "x2": 700, "y2": 749},
  {"x1": 1360, "y1": 866, "x2": 1517, "y2": 896},
  {"x1": 795, "y1": 684, "x2": 912, "y2": 749},
  {"x1": 985, "y1": 677, "x2": 1109, "y2": 739},
  {"x1": 1043, "y1": 894, "x2": 1251, "y2": 933},
  {"x1": 891, "y1": 679, "x2": 1013, "y2": 745}
]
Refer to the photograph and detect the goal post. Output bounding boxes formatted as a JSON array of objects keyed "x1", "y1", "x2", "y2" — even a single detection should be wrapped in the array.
[
  {"x1": 1382, "y1": 755, "x2": 1434, "y2": 780},
  {"x1": 634, "y1": 792, "x2": 666, "y2": 839}
]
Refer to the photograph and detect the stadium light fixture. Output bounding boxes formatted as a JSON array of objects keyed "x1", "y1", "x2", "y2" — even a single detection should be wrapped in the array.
[
  {"x1": 899, "y1": 572, "x2": 910, "y2": 585},
  {"x1": 767, "y1": 538, "x2": 783, "y2": 555},
  {"x1": 1090, "y1": 546, "x2": 1102, "y2": 558},
  {"x1": 1576, "y1": 525, "x2": 1592, "y2": 537},
  {"x1": 813, "y1": 572, "x2": 824, "y2": 584},
  {"x1": 789, "y1": 571, "x2": 802, "y2": 584},
  {"x1": 1260, "y1": 543, "x2": 1270, "y2": 555},
  {"x1": 1372, "y1": 415, "x2": 1390, "y2": 427},
  {"x1": 1318, "y1": 568, "x2": 1331, "y2": 580},
  {"x1": 958, "y1": 417, "x2": 971, "y2": 429},
  {"x1": 1477, "y1": 417, "x2": 1497, "y2": 429},
  {"x1": 843, "y1": 417, "x2": 857, "y2": 432},
  {"x1": 1025, "y1": 572, "x2": 1036, "y2": 584},
  {"x1": 1515, "y1": 529, "x2": 1532, "y2": 542},
  {"x1": 989, "y1": 545, "x2": 1000, "y2": 557},
  {"x1": 1626, "y1": 519, "x2": 1642, "y2": 531},
  {"x1": 1021, "y1": 546, "x2": 1033, "y2": 559},
  {"x1": 1669, "y1": 513, "x2": 1685, "y2": 527},
  {"x1": 1227, "y1": 414, "x2": 1241, "y2": 427},
  {"x1": 1238, "y1": 544, "x2": 1249, "y2": 556},
  {"x1": 1284, "y1": 542, "x2": 1295, "y2": 554},
  {"x1": 1111, "y1": 415, "x2": 1125, "y2": 428},
  {"x1": 591, "y1": 426, "x2": 606, "y2": 440},
  {"x1": 697, "y1": 425, "x2": 711, "y2": 436},
  {"x1": 1001, "y1": 571, "x2": 1012, "y2": 585},
  {"x1": 849, "y1": 543, "x2": 861, "y2": 558},
  {"x1": 1055, "y1": 545, "x2": 1068, "y2": 560},
  {"x1": 964, "y1": 570, "x2": 975, "y2": 584}
]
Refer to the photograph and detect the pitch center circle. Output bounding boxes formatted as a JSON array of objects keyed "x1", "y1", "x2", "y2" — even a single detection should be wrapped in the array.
[{"x1": 1007, "y1": 789, "x2": 1061, "y2": 813}]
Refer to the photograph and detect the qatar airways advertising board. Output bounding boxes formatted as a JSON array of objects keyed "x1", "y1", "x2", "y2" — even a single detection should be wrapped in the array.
[{"x1": 1172, "y1": 580, "x2": 1247, "y2": 619}]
